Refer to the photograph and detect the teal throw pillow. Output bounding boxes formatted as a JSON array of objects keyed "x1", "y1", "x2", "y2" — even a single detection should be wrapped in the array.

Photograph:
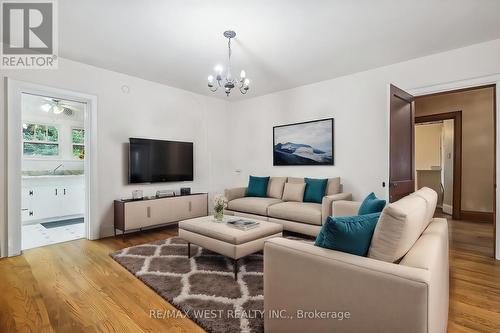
[
  {"x1": 303, "y1": 178, "x2": 328, "y2": 204},
  {"x1": 315, "y1": 213, "x2": 380, "y2": 256},
  {"x1": 246, "y1": 176, "x2": 270, "y2": 197},
  {"x1": 358, "y1": 192, "x2": 386, "y2": 215}
]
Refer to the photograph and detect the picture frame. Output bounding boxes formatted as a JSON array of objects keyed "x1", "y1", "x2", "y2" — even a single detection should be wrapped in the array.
[{"x1": 273, "y1": 118, "x2": 334, "y2": 166}]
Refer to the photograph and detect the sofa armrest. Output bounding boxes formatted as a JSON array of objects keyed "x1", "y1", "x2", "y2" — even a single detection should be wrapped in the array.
[
  {"x1": 400, "y1": 218, "x2": 449, "y2": 333},
  {"x1": 331, "y1": 200, "x2": 362, "y2": 217},
  {"x1": 321, "y1": 193, "x2": 352, "y2": 223},
  {"x1": 224, "y1": 187, "x2": 247, "y2": 202},
  {"x1": 264, "y1": 238, "x2": 430, "y2": 333}
]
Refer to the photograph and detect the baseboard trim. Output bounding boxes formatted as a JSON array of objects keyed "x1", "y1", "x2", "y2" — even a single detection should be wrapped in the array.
[{"x1": 460, "y1": 210, "x2": 494, "y2": 223}]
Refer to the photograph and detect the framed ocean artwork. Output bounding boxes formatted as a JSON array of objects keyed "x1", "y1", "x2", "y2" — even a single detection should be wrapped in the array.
[{"x1": 273, "y1": 118, "x2": 334, "y2": 166}]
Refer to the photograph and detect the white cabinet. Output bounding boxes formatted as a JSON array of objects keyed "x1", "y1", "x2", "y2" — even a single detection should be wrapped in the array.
[
  {"x1": 58, "y1": 184, "x2": 85, "y2": 217},
  {"x1": 22, "y1": 176, "x2": 85, "y2": 223},
  {"x1": 21, "y1": 188, "x2": 33, "y2": 221},
  {"x1": 32, "y1": 186, "x2": 60, "y2": 220}
]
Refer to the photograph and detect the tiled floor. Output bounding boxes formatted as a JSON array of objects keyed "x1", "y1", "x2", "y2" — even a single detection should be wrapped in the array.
[{"x1": 22, "y1": 221, "x2": 85, "y2": 250}]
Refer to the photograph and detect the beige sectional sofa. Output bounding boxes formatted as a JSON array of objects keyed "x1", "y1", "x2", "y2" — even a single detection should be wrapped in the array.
[
  {"x1": 264, "y1": 187, "x2": 448, "y2": 333},
  {"x1": 224, "y1": 177, "x2": 352, "y2": 236}
]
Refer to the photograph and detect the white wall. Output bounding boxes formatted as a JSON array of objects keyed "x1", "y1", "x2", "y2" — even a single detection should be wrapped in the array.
[
  {"x1": 226, "y1": 39, "x2": 500, "y2": 201},
  {"x1": 415, "y1": 123, "x2": 442, "y2": 170},
  {"x1": 1, "y1": 39, "x2": 500, "y2": 256},
  {"x1": 0, "y1": 58, "x2": 229, "y2": 247}
]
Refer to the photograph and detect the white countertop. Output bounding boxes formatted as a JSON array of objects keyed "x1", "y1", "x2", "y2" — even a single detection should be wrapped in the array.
[{"x1": 22, "y1": 174, "x2": 84, "y2": 179}]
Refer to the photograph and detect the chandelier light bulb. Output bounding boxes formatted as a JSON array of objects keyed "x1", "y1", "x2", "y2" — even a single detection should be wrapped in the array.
[
  {"x1": 244, "y1": 78, "x2": 250, "y2": 86},
  {"x1": 240, "y1": 70, "x2": 246, "y2": 80},
  {"x1": 214, "y1": 65, "x2": 223, "y2": 74},
  {"x1": 208, "y1": 75, "x2": 214, "y2": 82}
]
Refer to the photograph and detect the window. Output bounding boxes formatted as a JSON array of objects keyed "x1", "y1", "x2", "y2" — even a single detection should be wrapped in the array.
[
  {"x1": 72, "y1": 128, "x2": 85, "y2": 159},
  {"x1": 22, "y1": 123, "x2": 59, "y2": 157}
]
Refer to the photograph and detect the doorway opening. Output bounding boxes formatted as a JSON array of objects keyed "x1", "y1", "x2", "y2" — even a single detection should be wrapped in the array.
[
  {"x1": 414, "y1": 85, "x2": 496, "y2": 257},
  {"x1": 6, "y1": 79, "x2": 97, "y2": 257},
  {"x1": 21, "y1": 93, "x2": 87, "y2": 250},
  {"x1": 415, "y1": 112, "x2": 462, "y2": 220},
  {"x1": 390, "y1": 83, "x2": 497, "y2": 258}
]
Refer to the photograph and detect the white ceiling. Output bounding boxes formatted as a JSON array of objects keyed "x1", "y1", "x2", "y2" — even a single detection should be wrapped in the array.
[
  {"x1": 22, "y1": 94, "x2": 84, "y2": 122},
  {"x1": 59, "y1": 0, "x2": 500, "y2": 100}
]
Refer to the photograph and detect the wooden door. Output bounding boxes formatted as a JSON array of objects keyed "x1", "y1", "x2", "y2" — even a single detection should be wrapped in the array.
[{"x1": 389, "y1": 84, "x2": 415, "y2": 202}]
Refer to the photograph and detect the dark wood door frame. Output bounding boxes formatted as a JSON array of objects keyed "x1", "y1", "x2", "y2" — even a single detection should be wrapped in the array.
[{"x1": 415, "y1": 111, "x2": 462, "y2": 220}]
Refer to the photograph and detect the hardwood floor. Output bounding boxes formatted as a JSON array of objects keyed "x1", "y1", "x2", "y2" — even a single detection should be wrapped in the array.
[
  {"x1": 0, "y1": 218, "x2": 498, "y2": 332},
  {"x1": 445, "y1": 217, "x2": 500, "y2": 332},
  {"x1": 0, "y1": 227, "x2": 204, "y2": 333}
]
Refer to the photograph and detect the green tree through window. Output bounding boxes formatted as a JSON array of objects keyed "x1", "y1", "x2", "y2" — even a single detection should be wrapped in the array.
[
  {"x1": 72, "y1": 128, "x2": 85, "y2": 159},
  {"x1": 22, "y1": 123, "x2": 59, "y2": 157}
]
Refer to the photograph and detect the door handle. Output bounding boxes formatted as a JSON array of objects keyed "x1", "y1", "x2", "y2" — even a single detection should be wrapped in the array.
[
  {"x1": 29, "y1": 190, "x2": 34, "y2": 196},
  {"x1": 189, "y1": 201, "x2": 192, "y2": 212},
  {"x1": 64, "y1": 189, "x2": 66, "y2": 195},
  {"x1": 55, "y1": 188, "x2": 58, "y2": 195},
  {"x1": 147, "y1": 206, "x2": 151, "y2": 218},
  {"x1": 29, "y1": 211, "x2": 33, "y2": 216}
]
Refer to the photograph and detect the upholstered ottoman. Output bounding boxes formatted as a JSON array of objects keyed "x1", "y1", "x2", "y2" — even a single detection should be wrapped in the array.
[{"x1": 178, "y1": 216, "x2": 283, "y2": 279}]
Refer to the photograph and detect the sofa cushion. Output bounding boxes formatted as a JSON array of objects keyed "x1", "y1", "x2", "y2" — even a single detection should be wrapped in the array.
[
  {"x1": 358, "y1": 192, "x2": 386, "y2": 215},
  {"x1": 267, "y1": 177, "x2": 287, "y2": 199},
  {"x1": 268, "y1": 202, "x2": 322, "y2": 225},
  {"x1": 246, "y1": 176, "x2": 270, "y2": 197},
  {"x1": 304, "y1": 178, "x2": 328, "y2": 204},
  {"x1": 282, "y1": 183, "x2": 306, "y2": 202},
  {"x1": 288, "y1": 177, "x2": 341, "y2": 196},
  {"x1": 368, "y1": 194, "x2": 427, "y2": 263},
  {"x1": 411, "y1": 187, "x2": 438, "y2": 224},
  {"x1": 315, "y1": 213, "x2": 381, "y2": 256},
  {"x1": 287, "y1": 177, "x2": 304, "y2": 184},
  {"x1": 227, "y1": 197, "x2": 282, "y2": 216},
  {"x1": 326, "y1": 177, "x2": 341, "y2": 195}
]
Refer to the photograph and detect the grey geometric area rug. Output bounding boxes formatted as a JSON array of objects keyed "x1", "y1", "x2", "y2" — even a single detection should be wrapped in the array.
[{"x1": 110, "y1": 237, "x2": 265, "y2": 333}]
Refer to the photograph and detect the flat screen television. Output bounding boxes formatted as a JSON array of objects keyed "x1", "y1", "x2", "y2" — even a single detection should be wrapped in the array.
[{"x1": 129, "y1": 138, "x2": 193, "y2": 183}]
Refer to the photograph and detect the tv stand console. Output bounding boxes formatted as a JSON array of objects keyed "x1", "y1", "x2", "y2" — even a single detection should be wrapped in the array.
[{"x1": 114, "y1": 193, "x2": 208, "y2": 237}]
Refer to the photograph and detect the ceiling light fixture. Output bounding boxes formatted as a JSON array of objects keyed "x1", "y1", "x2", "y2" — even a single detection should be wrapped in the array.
[
  {"x1": 53, "y1": 104, "x2": 64, "y2": 114},
  {"x1": 207, "y1": 30, "x2": 249, "y2": 96},
  {"x1": 40, "y1": 98, "x2": 77, "y2": 115},
  {"x1": 40, "y1": 103, "x2": 52, "y2": 112}
]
